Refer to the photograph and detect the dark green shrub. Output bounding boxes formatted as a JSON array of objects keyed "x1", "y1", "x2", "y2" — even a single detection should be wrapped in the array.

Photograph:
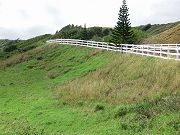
[
  {"x1": 114, "y1": 107, "x2": 129, "y2": 118},
  {"x1": 132, "y1": 28, "x2": 148, "y2": 44},
  {"x1": 121, "y1": 123, "x2": 128, "y2": 130},
  {"x1": 3, "y1": 44, "x2": 17, "y2": 52},
  {"x1": 142, "y1": 24, "x2": 152, "y2": 31},
  {"x1": 19, "y1": 45, "x2": 36, "y2": 52},
  {"x1": 94, "y1": 104, "x2": 105, "y2": 111},
  {"x1": 168, "y1": 121, "x2": 180, "y2": 131}
]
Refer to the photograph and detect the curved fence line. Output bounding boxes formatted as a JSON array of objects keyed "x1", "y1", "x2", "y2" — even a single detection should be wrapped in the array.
[{"x1": 47, "y1": 39, "x2": 180, "y2": 61}]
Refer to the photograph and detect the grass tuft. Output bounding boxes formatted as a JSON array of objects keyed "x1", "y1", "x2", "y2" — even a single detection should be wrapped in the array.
[{"x1": 94, "y1": 104, "x2": 105, "y2": 112}]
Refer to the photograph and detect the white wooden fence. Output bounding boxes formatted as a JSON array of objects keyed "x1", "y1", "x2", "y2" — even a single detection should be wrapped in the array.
[{"x1": 47, "y1": 39, "x2": 180, "y2": 61}]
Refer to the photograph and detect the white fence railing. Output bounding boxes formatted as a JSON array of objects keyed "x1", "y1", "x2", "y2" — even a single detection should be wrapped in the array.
[{"x1": 47, "y1": 39, "x2": 180, "y2": 61}]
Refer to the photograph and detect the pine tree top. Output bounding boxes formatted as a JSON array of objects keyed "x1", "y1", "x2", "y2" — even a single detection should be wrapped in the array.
[{"x1": 111, "y1": 0, "x2": 134, "y2": 44}]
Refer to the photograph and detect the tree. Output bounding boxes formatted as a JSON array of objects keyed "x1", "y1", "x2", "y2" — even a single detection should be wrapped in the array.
[
  {"x1": 111, "y1": 0, "x2": 134, "y2": 45},
  {"x1": 81, "y1": 24, "x2": 88, "y2": 40}
]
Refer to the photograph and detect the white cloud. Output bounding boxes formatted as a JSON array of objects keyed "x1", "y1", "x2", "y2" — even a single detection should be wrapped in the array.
[{"x1": 0, "y1": 0, "x2": 179, "y2": 39}]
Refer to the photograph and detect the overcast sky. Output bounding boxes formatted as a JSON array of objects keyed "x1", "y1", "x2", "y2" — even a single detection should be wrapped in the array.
[{"x1": 0, "y1": 0, "x2": 179, "y2": 39}]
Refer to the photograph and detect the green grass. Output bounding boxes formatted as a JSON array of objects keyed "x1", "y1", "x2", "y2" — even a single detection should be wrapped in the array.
[
  {"x1": 0, "y1": 43, "x2": 179, "y2": 134},
  {"x1": 0, "y1": 34, "x2": 52, "y2": 59},
  {"x1": 138, "y1": 21, "x2": 180, "y2": 35},
  {"x1": 0, "y1": 44, "x2": 118, "y2": 134}
]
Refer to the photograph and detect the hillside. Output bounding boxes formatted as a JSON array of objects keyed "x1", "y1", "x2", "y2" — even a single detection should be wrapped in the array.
[
  {"x1": 0, "y1": 43, "x2": 116, "y2": 134},
  {"x1": 0, "y1": 40, "x2": 180, "y2": 134},
  {"x1": 52, "y1": 22, "x2": 180, "y2": 44},
  {"x1": 143, "y1": 24, "x2": 180, "y2": 44},
  {"x1": 138, "y1": 21, "x2": 180, "y2": 35},
  {"x1": 0, "y1": 34, "x2": 52, "y2": 59}
]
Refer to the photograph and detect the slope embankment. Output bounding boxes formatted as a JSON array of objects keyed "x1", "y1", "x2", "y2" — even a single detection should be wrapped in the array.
[
  {"x1": 0, "y1": 43, "x2": 179, "y2": 134},
  {"x1": 143, "y1": 24, "x2": 180, "y2": 44}
]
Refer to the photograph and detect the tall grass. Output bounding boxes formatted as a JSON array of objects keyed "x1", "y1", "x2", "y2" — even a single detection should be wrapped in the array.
[
  {"x1": 56, "y1": 54, "x2": 180, "y2": 104},
  {"x1": 143, "y1": 24, "x2": 180, "y2": 44},
  {"x1": 0, "y1": 43, "x2": 179, "y2": 134}
]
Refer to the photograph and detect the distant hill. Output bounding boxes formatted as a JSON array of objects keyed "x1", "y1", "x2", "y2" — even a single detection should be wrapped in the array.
[
  {"x1": 138, "y1": 21, "x2": 180, "y2": 35},
  {"x1": 0, "y1": 34, "x2": 52, "y2": 58},
  {"x1": 143, "y1": 23, "x2": 180, "y2": 44},
  {"x1": 52, "y1": 24, "x2": 112, "y2": 42}
]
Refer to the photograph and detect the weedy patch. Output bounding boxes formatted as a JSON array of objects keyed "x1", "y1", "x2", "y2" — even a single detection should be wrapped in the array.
[{"x1": 94, "y1": 104, "x2": 105, "y2": 112}]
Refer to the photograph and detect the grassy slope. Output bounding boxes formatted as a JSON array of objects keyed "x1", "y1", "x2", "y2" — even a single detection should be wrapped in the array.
[
  {"x1": 57, "y1": 54, "x2": 180, "y2": 103},
  {"x1": 56, "y1": 54, "x2": 180, "y2": 134},
  {"x1": 0, "y1": 43, "x2": 180, "y2": 134},
  {"x1": 0, "y1": 34, "x2": 52, "y2": 59},
  {"x1": 143, "y1": 24, "x2": 180, "y2": 44},
  {"x1": 138, "y1": 21, "x2": 180, "y2": 36},
  {"x1": 0, "y1": 43, "x2": 117, "y2": 134}
]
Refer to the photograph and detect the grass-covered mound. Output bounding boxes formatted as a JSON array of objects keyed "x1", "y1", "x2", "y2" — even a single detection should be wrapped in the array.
[
  {"x1": 55, "y1": 53, "x2": 180, "y2": 134},
  {"x1": 143, "y1": 23, "x2": 180, "y2": 44},
  {"x1": 56, "y1": 54, "x2": 180, "y2": 104},
  {"x1": 0, "y1": 34, "x2": 52, "y2": 59},
  {"x1": 0, "y1": 43, "x2": 116, "y2": 134},
  {"x1": 0, "y1": 42, "x2": 179, "y2": 134}
]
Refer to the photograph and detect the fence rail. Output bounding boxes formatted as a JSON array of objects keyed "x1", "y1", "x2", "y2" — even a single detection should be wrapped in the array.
[{"x1": 47, "y1": 39, "x2": 180, "y2": 61}]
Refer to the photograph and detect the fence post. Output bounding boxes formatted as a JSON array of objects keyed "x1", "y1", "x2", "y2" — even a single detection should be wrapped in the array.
[
  {"x1": 147, "y1": 46, "x2": 149, "y2": 55},
  {"x1": 75, "y1": 40, "x2": 78, "y2": 47},
  {"x1": 126, "y1": 45, "x2": 128, "y2": 53},
  {"x1": 160, "y1": 45, "x2": 162, "y2": 58},
  {"x1": 121, "y1": 45, "x2": 123, "y2": 52},
  {"x1": 153, "y1": 44, "x2": 155, "y2": 56},
  {"x1": 142, "y1": 45, "x2": 144, "y2": 56},
  {"x1": 132, "y1": 44, "x2": 134, "y2": 53},
  {"x1": 136, "y1": 45, "x2": 138, "y2": 53},
  {"x1": 176, "y1": 45, "x2": 179, "y2": 60},
  {"x1": 167, "y1": 45, "x2": 170, "y2": 59}
]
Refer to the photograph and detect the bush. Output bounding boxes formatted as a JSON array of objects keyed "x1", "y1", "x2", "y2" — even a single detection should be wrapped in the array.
[
  {"x1": 19, "y1": 45, "x2": 36, "y2": 52},
  {"x1": 3, "y1": 44, "x2": 17, "y2": 52},
  {"x1": 114, "y1": 107, "x2": 129, "y2": 118},
  {"x1": 142, "y1": 24, "x2": 152, "y2": 31},
  {"x1": 94, "y1": 104, "x2": 105, "y2": 112},
  {"x1": 132, "y1": 28, "x2": 148, "y2": 44},
  {"x1": 92, "y1": 35, "x2": 102, "y2": 42},
  {"x1": 103, "y1": 35, "x2": 112, "y2": 42}
]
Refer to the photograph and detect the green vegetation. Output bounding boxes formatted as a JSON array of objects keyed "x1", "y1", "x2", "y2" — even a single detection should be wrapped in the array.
[
  {"x1": 0, "y1": 43, "x2": 117, "y2": 134},
  {"x1": 0, "y1": 21, "x2": 180, "y2": 134},
  {"x1": 52, "y1": 24, "x2": 112, "y2": 42},
  {"x1": 0, "y1": 34, "x2": 52, "y2": 59},
  {"x1": 138, "y1": 21, "x2": 180, "y2": 36},
  {"x1": 0, "y1": 39, "x2": 179, "y2": 134},
  {"x1": 132, "y1": 28, "x2": 148, "y2": 44},
  {"x1": 51, "y1": 21, "x2": 180, "y2": 44},
  {"x1": 111, "y1": 0, "x2": 134, "y2": 44},
  {"x1": 143, "y1": 23, "x2": 180, "y2": 44}
]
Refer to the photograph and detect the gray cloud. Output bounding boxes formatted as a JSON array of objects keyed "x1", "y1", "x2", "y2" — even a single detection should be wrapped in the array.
[
  {"x1": 0, "y1": 0, "x2": 179, "y2": 39},
  {"x1": 0, "y1": 26, "x2": 52, "y2": 40},
  {"x1": 18, "y1": 9, "x2": 31, "y2": 19},
  {"x1": 45, "y1": 4, "x2": 66, "y2": 28},
  {"x1": 0, "y1": 27, "x2": 20, "y2": 40},
  {"x1": 150, "y1": 0, "x2": 180, "y2": 24}
]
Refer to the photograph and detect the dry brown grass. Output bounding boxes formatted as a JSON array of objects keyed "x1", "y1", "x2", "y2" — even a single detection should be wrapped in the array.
[
  {"x1": 143, "y1": 23, "x2": 180, "y2": 44},
  {"x1": 55, "y1": 54, "x2": 180, "y2": 104}
]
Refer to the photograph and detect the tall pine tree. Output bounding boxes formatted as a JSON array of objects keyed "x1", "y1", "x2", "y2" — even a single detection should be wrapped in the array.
[
  {"x1": 81, "y1": 24, "x2": 88, "y2": 40},
  {"x1": 111, "y1": 0, "x2": 133, "y2": 45}
]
